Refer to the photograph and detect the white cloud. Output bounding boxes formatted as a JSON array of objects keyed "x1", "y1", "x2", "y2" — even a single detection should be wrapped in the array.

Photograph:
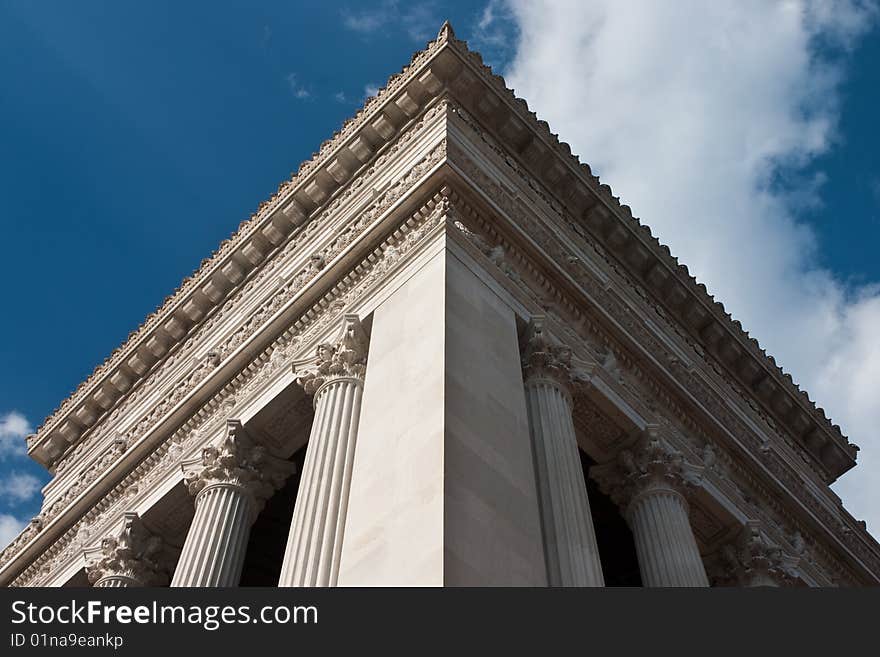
[
  {"x1": 870, "y1": 176, "x2": 880, "y2": 206},
  {"x1": 364, "y1": 83, "x2": 381, "y2": 99},
  {"x1": 0, "y1": 471, "x2": 41, "y2": 502},
  {"x1": 471, "y1": 0, "x2": 518, "y2": 65},
  {"x1": 342, "y1": 6, "x2": 389, "y2": 34},
  {"x1": 285, "y1": 73, "x2": 311, "y2": 99},
  {"x1": 0, "y1": 411, "x2": 31, "y2": 459},
  {"x1": 341, "y1": 1, "x2": 439, "y2": 43},
  {"x1": 0, "y1": 513, "x2": 27, "y2": 551},
  {"x1": 494, "y1": 1, "x2": 880, "y2": 533}
]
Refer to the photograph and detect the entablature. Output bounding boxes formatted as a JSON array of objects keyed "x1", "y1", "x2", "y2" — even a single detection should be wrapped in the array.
[
  {"x1": 428, "y1": 30, "x2": 857, "y2": 483},
  {"x1": 437, "y1": 149, "x2": 880, "y2": 584},
  {"x1": 26, "y1": 27, "x2": 463, "y2": 470},
  {"x1": 41, "y1": 97, "x2": 451, "y2": 502},
  {"x1": 1, "y1": 160, "x2": 457, "y2": 585}
]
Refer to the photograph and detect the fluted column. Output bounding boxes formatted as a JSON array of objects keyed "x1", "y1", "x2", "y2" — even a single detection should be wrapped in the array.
[
  {"x1": 717, "y1": 520, "x2": 799, "y2": 587},
  {"x1": 591, "y1": 428, "x2": 709, "y2": 587},
  {"x1": 279, "y1": 314, "x2": 367, "y2": 587},
  {"x1": 522, "y1": 317, "x2": 604, "y2": 587},
  {"x1": 85, "y1": 512, "x2": 167, "y2": 587},
  {"x1": 171, "y1": 420, "x2": 294, "y2": 587}
]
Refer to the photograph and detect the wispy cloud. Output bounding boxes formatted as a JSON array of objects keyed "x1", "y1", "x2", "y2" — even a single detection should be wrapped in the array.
[
  {"x1": 0, "y1": 471, "x2": 41, "y2": 502},
  {"x1": 499, "y1": 0, "x2": 880, "y2": 533},
  {"x1": 0, "y1": 513, "x2": 28, "y2": 550},
  {"x1": 471, "y1": 0, "x2": 519, "y2": 67},
  {"x1": 0, "y1": 411, "x2": 43, "y2": 549},
  {"x1": 334, "y1": 91, "x2": 348, "y2": 103},
  {"x1": 870, "y1": 176, "x2": 880, "y2": 205},
  {"x1": 0, "y1": 411, "x2": 31, "y2": 459},
  {"x1": 363, "y1": 83, "x2": 381, "y2": 99},
  {"x1": 285, "y1": 73, "x2": 311, "y2": 99},
  {"x1": 342, "y1": 5, "x2": 389, "y2": 34},
  {"x1": 341, "y1": 1, "x2": 440, "y2": 43}
]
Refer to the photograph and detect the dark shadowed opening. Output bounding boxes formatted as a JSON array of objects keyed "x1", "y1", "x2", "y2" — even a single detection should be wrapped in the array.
[
  {"x1": 239, "y1": 444, "x2": 307, "y2": 586},
  {"x1": 579, "y1": 449, "x2": 642, "y2": 587}
]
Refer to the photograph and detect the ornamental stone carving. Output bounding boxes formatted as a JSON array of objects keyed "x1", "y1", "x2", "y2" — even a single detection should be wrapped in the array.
[
  {"x1": 295, "y1": 314, "x2": 368, "y2": 396},
  {"x1": 717, "y1": 521, "x2": 800, "y2": 587},
  {"x1": 521, "y1": 315, "x2": 575, "y2": 392},
  {"x1": 183, "y1": 419, "x2": 295, "y2": 517},
  {"x1": 173, "y1": 420, "x2": 296, "y2": 587},
  {"x1": 591, "y1": 426, "x2": 709, "y2": 587},
  {"x1": 84, "y1": 513, "x2": 168, "y2": 587},
  {"x1": 590, "y1": 426, "x2": 703, "y2": 514}
]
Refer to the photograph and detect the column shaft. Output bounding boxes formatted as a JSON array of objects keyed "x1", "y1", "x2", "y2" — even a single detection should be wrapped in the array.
[
  {"x1": 171, "y1": 484, "x2": 255, "y2": 587},
  {"x1": 279, "y1": 377, "x2": 362, "y2": 587},
  {"x1": 746, "y1": 571, "x2": 780, "y2": 587},
  {"x1": 525, "y1": 379, "x2": 604, "y2": 586},
  {"x1": 94, "y1": 576, "x2": 140, "y2": 588},
  {"x1": 628, "y1": 487, "x2": 709, "y2": 587}
]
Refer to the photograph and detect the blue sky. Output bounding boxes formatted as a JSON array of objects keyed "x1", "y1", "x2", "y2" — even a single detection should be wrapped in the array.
[{"x1": 1, "y1": 1, "x2": 878, "y2": 547}]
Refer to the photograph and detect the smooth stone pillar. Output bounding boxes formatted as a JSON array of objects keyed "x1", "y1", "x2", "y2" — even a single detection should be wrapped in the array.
[
  {"x1": 522, "y1": 316, "x2": 604, "y2": 587},
  {"x1": 338, "y1": 228, "x2": 546, "y2": 586},
  {"x1": 592, "y1": 427, "x2": 709, "y2": 587},
  {"x1": 278, "y1": 315, "x2": 367, "y2": 587},
  {"x1": 85, "y1": 512, "x2": 167, "y2": 587},
  {"x1": 171, "y1": 420, "x2": 294, "y2": 587}
]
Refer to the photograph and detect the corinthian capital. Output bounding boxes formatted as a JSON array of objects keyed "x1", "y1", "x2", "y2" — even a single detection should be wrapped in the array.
[
  {"x1": 590, "y1": 426, "x2": 703, "y2": 513},
  {"x1": 522, "y1": 315, "x2": 573, "y2": 390},
  {"x1": 183, "y1": 420, "x2": 295, "y2": 512},
  {"x1": 718, "y1": 521, "x2": 800, "y2": 587},
  {"x1": 84, "y1": 513, "x2": 168, "y2": 586},
  {"x1": 296, "y1": 314, "x2": 369, "y2": 395}
]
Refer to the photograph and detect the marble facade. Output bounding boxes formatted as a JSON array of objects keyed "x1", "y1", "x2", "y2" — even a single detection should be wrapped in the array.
[{"x1": 2, "y1": 23, "x2": 877, "y2": 588}]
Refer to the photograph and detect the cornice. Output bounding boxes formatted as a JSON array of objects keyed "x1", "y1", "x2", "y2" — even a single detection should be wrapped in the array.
[
  {"x1": 29, "y1": 20, "x2": 855, "y2": 484},
  {"x1": 438, "y1": 37, "x2": 856, "y2": 481},
  {"x1": 26, "y1": 24, "x2": 460, "y2": 467},
  {"x1": 45, "y1": 100, "x2": 448, "y2": 490},
  {"x1": 440, "y1": 153, "x2": 878, "y2": 583}
]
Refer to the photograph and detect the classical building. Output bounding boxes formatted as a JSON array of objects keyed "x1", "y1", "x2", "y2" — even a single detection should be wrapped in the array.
[{"x1": 3, "y1": 23, "x2": 878, "y2": 588}]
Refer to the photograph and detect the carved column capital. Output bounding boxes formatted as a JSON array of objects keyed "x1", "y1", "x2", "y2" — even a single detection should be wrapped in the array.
[
  {"x1": 84, "y1": 513, "x2": 168, "y2": 587},
  {"x1": 182, "y1": 419, "x2": 295, "y2": 516},
  {"x1": 522, "y1": 315, "x2": 574, "y2": 393},
  {"x1": 295, "y1": 314, "x2": 369, "y2": 396},
  {"x1": 718, "y1": 521, "x2": 800, "y2": 587},
  {"x1": 590, "y1": 425, "x2": 703, "y2": 516}
]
